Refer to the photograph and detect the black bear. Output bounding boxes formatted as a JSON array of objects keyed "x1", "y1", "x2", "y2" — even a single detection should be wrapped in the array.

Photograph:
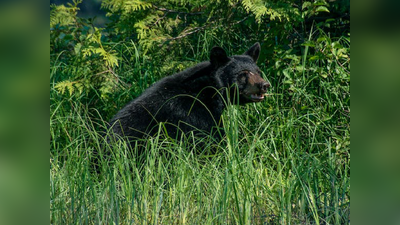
[{"x1": 108, "y1": 42, "x2": 270, "y2": 147}]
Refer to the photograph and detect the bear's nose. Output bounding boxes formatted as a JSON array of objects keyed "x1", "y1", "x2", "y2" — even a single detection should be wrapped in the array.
[{"x1": 260, "y1": 82, "x2": 270, "y2": 92}]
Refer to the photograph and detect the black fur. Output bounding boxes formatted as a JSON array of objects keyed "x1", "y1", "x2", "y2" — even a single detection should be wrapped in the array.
[{"x1": 108, "y1": 43, "x2": 269, "y2": 147}]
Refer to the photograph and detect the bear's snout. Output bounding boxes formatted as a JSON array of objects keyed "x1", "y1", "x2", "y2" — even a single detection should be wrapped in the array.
[
  {"x1": 259, "y1": 81, "x2": 270, "y2": 93},
  {"x1": 240, "y1": 72, "x2": 270, "y2": 102}
]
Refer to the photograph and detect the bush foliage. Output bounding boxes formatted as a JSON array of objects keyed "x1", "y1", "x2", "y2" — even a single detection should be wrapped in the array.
[{"x1": 50, "y1": 0, "x2": 349, "y2": 102}]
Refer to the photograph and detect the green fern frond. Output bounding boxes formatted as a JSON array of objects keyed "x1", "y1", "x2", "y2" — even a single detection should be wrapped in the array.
[
  {"x1": 102, "y1": 0, "x2": 152, "y2": 13},
  {"x1": 50, "y1": 0, "x2": 82, "y2": 27},
  {"x1": 239, "y1": 0, "x2": 298, "y2": 22},
  {"x1": 55, "y1": 80, "x2": 76, "y2": 96}
]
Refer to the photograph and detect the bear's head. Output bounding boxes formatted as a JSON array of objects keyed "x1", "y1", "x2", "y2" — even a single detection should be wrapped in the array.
[{"x1": 210, "y1": 42, "x2": 270, "y2": 104}]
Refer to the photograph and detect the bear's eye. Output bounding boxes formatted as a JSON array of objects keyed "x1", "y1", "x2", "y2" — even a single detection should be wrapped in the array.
[{"x1": 238, "y1": 72, "x2": 248, "y2": 82}]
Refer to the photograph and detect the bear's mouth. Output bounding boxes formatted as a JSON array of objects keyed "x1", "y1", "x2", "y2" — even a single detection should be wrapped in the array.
[{"x1": 249, "y1": 93, "x2": 265, "y2": 102}]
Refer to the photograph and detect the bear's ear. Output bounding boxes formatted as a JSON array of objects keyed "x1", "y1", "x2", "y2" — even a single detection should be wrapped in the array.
[
  {"x1": 210, "y1": 46, "x2": 229, "y2": 67},
  {"x1": 244, "y1": 42, "x2": 261, "y2": 62}
]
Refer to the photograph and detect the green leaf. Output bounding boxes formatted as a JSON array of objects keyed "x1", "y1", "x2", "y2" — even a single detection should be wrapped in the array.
[
  {"x1": 302, "y1": 2, "x2": 312, "y2": 10},
  {"x1": 316, "y1": 6, "x2": 330, "y2": 13},
  {"x1": 74, "y1": 43, "x2": 82, "y2": 55},
  {"x1": 283, "y1": 69, "x2": 291, "y2": 79},
  {"x1": 302, "y1": 41, "x2": 315, "y2": 47},
  {"x1": 320, "y1": 73, "x2": 328, "y2": 78},
  {"x1": 317, "y1": 37, "x2": 327, "y2": 42},
  {"x1": 295, "y1": 66, "x2": 305, "y2": 72}
]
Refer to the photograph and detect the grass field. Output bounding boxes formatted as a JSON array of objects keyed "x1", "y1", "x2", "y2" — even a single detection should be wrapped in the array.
[{"x1": 50, "y1": 35, "x2": 350, "y2": 224}]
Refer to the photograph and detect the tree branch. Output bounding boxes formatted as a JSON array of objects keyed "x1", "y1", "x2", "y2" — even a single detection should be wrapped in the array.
[
  {"x1": 160, "y1": 16, "x2": 250, "y2": 45},
  {"x1": 153, "y1": 5, "x2": 204, "y2": 15}
]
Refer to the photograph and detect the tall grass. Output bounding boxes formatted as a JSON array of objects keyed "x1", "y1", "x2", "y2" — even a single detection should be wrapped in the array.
[{"x1": 50, "y1": 32, "x2": 350, "y2": 224}]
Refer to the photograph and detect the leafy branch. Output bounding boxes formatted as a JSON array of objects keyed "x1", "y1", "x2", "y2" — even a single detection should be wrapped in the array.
[{"x1": 161, "y1": 15, "x2": 250, "y2": 44}]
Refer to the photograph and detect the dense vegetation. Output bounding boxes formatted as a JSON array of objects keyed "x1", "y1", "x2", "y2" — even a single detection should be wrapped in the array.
[{"x1": 50, "y1": 0, "x2": 350, "y2": 224}]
